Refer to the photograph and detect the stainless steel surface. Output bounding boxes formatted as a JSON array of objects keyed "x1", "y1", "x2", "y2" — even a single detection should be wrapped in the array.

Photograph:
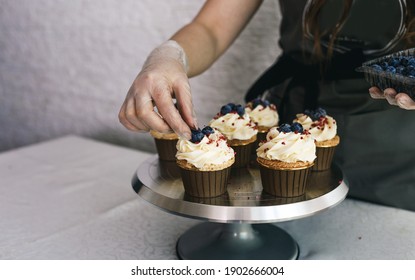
[{"x1": 132, "y1": 155, "x2": 349, "y2": 223}]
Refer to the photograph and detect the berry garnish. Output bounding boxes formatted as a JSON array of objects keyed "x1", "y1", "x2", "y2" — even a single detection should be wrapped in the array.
[
  {"x1": 227, "y1": 103, "x2": 236, "y2": 109},
  {"x1": 278, "y1": 123, "x2": 292, "y2": 133},
  {"x1": 314, "y1": 107, "x2": 327, "y2": 119},
  {"x1": 277, "y1": 123, "x2": 304, "y2": 133},
  {"x1": 201, "y1": 126, "x2": 214, "y2": 136},
  {"x1": 263, "y1": 100, "x2": 270, "y2": 107},
  {"x1": 291, "y1": 122, "x2": 304, "y2": 133},
  {"x1": 252, "y1": 98, "x2": 261, "y2": 108},
  {"x1": 190, "y1": 126, "x2": 217, "y2": 143},
  {"x1": 220, "y1": 104, "x2": 232, "y2": 115},
  {"x1": 249, "y1": 98, "x2": 272, "y2": 109},
  {"x1": 219, "y1": 103, "x2": 245, "y2": 117},
  {"x1": 304, "y1": 107, "x2": 327, "y2": 121},
  {"x1": 190, "y1": 129, "x2": 205, "y2": 143},
  {"x1": 235, "y1": 104, "x2": 245, "y2": 117}
]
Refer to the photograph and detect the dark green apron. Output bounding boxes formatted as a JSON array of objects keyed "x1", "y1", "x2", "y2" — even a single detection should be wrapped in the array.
[{"x1": 246, "y1": 0, "x2": 415, "y2": 211}]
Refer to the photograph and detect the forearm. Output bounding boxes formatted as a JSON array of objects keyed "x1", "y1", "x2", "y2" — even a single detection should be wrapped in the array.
[
  {"x1": 171, "y1": 0, "x2": 263, "y2": 77},
  {"x1": 171, "y1": 22, "x2": 219, "y2": 77}
]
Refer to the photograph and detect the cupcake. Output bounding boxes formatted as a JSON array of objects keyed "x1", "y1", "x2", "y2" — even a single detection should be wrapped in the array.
[
  {"x1": 209, "y1": 103, "x2": 258, "y2": 168},
  {"x1": 256, "y1": 123, "x2": 316, "y2": 197},
  {"x1": 176, "y1": 126, "x2": 235, "y2": 197},
  {"x1": 245, "y1": 98, "x2": 279, "y2": 143},
  {"x1": 294, "y1": 108, "x2": 340, "y2": 171},
  {"x1": 150, "y1": 130, "x2": 179, "y2": 161}
]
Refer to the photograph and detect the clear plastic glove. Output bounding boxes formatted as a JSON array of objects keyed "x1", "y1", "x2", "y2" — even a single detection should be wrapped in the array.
[
  {"x1": 118, "y1": 40, "x2": 197, "y2": 139},
  {"x1": 369, "y1": 86, "x2": 415, "y2": 110}
]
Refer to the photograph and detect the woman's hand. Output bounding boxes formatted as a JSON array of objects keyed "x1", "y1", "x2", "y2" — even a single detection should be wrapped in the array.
[
  {"x1": 118, "y1": 0, "x2": 264, "y2": 139},
  {"x1": 118, "y1": 41, "x2": 196, "y2": 139},
  {"x1": 369, "y1": 86, "x2": 415, "y2": 110}
]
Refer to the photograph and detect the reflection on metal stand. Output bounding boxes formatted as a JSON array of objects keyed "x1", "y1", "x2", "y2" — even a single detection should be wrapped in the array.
[{"x1": 132, "y1": 155, "x2": 348, "y2": 260}]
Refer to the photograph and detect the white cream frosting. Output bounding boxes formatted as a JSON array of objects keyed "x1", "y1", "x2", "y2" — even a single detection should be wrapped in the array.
[
  {"x1": 245, "y1": 105, "x2": 279, "y2": 128},
  {"x1": 176, "y1": 129, "x2": 234, "y2": 170},
  {"x1": 294, "y1": 113, "x2": 337, "y2": 142},
  {"x1": 257, "y1": 127, "x2": 316, "y2": 163},
  {"x1": 209, "y1": 112, "x2": 257, "y2": 140}
]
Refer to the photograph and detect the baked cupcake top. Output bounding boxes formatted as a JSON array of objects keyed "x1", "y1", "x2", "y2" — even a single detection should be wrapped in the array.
[
  {"x1": 294, "y1": 108, "x2": 337, "y2": 142},
  {"x1": 245, "y1": 98, "x2": 279, "y2": 130},
  {"x1": 209, "y1": 103, "x2": 258, "y2": 141},
  {"x1": 256, "y1": 123, "x2": 316, "y2": 163},
  {"x1": 150, "y1": 130, "x2": 178, "y2": 140},
  {"x1": 176, "y1": 126, "x2": 235, "y2": 170}
]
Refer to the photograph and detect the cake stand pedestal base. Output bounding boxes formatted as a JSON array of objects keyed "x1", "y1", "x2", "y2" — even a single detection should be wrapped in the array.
[{"x1": 176, "y1": 222, "x2": 299, "y2": 260}]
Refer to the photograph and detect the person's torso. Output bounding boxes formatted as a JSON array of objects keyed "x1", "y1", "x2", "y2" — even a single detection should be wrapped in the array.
[{"x1": 278, "y1": 0, "x2": 411, "y2": 59}]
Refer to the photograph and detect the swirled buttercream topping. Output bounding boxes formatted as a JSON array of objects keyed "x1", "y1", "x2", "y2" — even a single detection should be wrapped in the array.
[
  {"x1": 176, "y1": 129, "x2": 234, "y2": 170},
  {"x1": 245, "y1": 105, "x2": 279, "y2": 128},
  {"x1": 209, "y1": 112, "x2": 257, "y2": 141},
  {"x1": 257, "y1": 127, "x2": 316, "y2": 163},
  {"x1": 294, "y1": 113, "x2": 337, "y2": 142}
]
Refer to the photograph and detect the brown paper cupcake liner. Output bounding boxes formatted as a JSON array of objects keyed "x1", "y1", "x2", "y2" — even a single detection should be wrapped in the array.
[
  {"x1": 250, "y1": 131, "x2": 268, "y2": 166},
  {"x1": 258, "y1": 165, "x2": 311, "y2": 197},
  {"x1": 153, "y1": 138, "x2": 178, "y2": 161},
  {"x1": 231, "y1": 142, "x2": 255, "y2": 168},
  {"x1": 158, "y1": 160, "x2": 181, "y2": 179},
  {"x1": 252, "y1": 131, "x2": 267, "y2": 153},
  {"x1": 256, "y1": 131, "x2": 267, "y2": 143},
  {"x1": 179, "y1": 167, "x2": 231, "y2": 198},
  {"x1": 312, "y1": 146, "x2": 336, "y2": 171}
]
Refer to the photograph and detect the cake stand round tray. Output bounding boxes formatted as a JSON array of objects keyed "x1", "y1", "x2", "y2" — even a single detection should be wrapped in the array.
[{"x1": 132, "y1": 155, "x2": 348, "y2": 260}]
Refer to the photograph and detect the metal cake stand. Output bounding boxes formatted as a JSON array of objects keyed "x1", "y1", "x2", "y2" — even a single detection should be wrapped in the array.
[{"x1": 132, "y1": 155, "x2": 348, "y2": 260}]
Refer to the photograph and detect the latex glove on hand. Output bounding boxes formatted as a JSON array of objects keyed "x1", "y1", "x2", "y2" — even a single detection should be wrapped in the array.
[
  {"x1": 369, "y1": 86, "x2": 415, "y2": 110},
  {"x1": 119, "y1": 40, "x2": 197, "y2": 140}
]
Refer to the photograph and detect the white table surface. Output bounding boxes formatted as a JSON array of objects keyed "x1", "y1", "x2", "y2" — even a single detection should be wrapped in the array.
[{"x1": 0, "y1": 135, "x2": 414, "y2": 260}]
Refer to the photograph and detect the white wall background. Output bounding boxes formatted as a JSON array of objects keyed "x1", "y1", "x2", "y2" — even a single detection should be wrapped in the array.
[{"x1": 0, "y1": 0, "x2": 281, "y2": 153}]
